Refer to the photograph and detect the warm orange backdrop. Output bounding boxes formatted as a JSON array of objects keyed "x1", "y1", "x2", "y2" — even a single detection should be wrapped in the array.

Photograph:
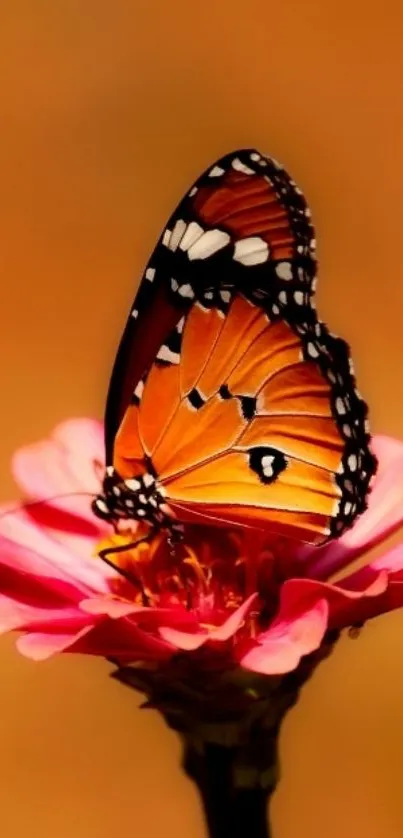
[{"x1": 1, "y1": 2, "x2": 403, "y2": 836}]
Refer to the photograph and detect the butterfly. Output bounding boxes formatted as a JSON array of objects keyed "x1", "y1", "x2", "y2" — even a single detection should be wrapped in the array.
[{"x1": 92, "y1": 148, "x2": 377, "y2": 546}]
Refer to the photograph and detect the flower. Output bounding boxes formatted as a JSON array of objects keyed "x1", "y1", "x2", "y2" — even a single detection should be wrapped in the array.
[{"x1": 1, "y1": 418, "x2": 403, "y2": 675}]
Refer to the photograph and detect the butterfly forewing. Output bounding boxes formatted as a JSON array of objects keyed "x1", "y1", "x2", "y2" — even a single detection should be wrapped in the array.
[{"x1": 104, "y1": 149, "x2": 316, "y2": 460}]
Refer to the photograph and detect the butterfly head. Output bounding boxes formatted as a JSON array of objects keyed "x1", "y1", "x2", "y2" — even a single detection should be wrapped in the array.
[{"x1": 92, "y1": 467, "x2": 172, "y2": 529}]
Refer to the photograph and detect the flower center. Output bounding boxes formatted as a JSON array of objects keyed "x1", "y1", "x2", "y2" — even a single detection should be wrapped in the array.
[{"x1": 95, "y1": 525, "x2": 294, "y2": 626}]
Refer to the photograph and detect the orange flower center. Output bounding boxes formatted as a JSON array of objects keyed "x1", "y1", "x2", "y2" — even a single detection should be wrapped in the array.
[{"x1": 95, "y1": 524, "x2": 297, "y2": 626}]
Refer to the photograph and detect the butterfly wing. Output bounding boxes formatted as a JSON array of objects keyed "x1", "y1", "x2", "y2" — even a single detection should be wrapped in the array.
[
  {"x1": 113, "y1": 290, "x2": 375, "y2": 545},
  {"x1": 104, "y1": 148, "x2": 316, "y2": 461},
  {"x1": 104, "y1": 147, "x2": 376, "y2": 544}
]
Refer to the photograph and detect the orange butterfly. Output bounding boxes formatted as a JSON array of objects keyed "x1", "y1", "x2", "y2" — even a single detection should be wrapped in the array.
[{"x1": 93, "y1": 149, "x2": 377, "y2": 546}]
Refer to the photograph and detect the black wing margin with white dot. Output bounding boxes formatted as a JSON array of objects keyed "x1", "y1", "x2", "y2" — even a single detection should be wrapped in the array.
[{"x1": 275, "y1": 287, "x2": 377, "y2": 538}]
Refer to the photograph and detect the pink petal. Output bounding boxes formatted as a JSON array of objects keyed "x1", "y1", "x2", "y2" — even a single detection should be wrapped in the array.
[
  {"x1": 69, "y1": 619, "x2": 174, "y2": 660},
  {"x1": 158, "y1": 626, "x2": 207, "y2": 651},
  {"x1": 80, "y1": 597, "x2": 142, "y2": 619},
  {"x1": 25, "y1": 502, "x2": 108, "y2": 560},
  {"x1": 0, "y1": 595, "x2": 40, "y2": 632},
  {"x1": 12, "y1": 418, "x2": 104, "y2": 524},
  {"x1": 17, "y1": 625, "x2": 93, "y2": 660},
  {"x1": 79, "y1": 597, "x2": 198, "y2": 632},
  {"x1": 209, "y1": 593, "x2": 258, "y2": 641},
  {"x1": 0, "y1": 557, "x2": 85, "y2": 609},
  {"x1": 0, "y1": 507, "x2": 111, "y2": 593},
  {"x1": 284, "y1": 571, "x2": 388, "y2": 629},
  {"x1": 158, "y1": 593, "x2": 258, "y2": 650},
  {"x1": 367, "y1": 543, "x2": 403, "y2": 578},
  {"x1": 239, "y1": 567, "x2": 397, "y2": 676},
  {"x1": 0, "y1": 588, "x2": 94, "y2": 634},
  {"x1": 18, "y1": 607, "x2": 91, "y2": 632},
  {"x1": 275, "y1": 573, "x2": 393, "y2": 631},
  {"x1": 299, "y1": 435, "x2": 403, "y2": 579},
  {"x1": 240, "y1": 598, "x2": 329, "y2": 675},
  {"x1": 15, "y1": 611, "x2": 174, "y2": 662},
  {"x1": 334, "y1": 544, "x2": 403, "y2": 622}
]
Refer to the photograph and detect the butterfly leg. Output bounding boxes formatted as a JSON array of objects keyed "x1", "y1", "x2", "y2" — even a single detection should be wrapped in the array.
[{"x1": 98, "y1": 530, "x2": 157, "y2": 604}]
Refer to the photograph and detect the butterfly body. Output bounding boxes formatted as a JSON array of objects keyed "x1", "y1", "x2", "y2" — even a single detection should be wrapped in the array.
[
  {"x1": 93, "y1": 149, "x2": 377, "y2": 546},
  {"x1": 93, "y1": 463, "x2": 173, "y2": 527}
]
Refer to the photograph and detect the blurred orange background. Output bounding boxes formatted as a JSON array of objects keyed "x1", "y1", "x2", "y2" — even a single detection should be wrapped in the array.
[{"x1": 1, "y1": 1, "x2": 403, "y2": 836}]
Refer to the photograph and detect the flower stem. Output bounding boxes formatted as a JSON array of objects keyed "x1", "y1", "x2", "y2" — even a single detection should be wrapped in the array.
[{"x1": 183, "y1": 741, "x2": 273, "y2": 838}]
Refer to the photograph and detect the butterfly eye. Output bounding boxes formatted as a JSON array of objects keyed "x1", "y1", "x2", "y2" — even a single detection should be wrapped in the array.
[{"x1": 248, "y1": 447, "x2": 288, "y2": 485}]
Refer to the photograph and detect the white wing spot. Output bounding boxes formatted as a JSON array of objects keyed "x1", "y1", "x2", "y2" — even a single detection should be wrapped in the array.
[
  {"x1": 250, "y1": 152, "x2": 261, "y2": 161},
  {"x1": 275, "y1": 262, "x2": 293, "y2": 280},
  {"x1": 162, "y1": 228, "x2": 171, "y2": 247},
  {"x1": 134, "y1": 380, "x2": 144, "y2": 400},
  {"x1": 307, "y1": 342, "x2": 319, "y2": 359},
  {"x1": 125, "y1": 479, "x2": 141, "y2": 491},
  {"x1": 209, "y1": 165, "x2": 225, "y2": 177},
  {"x1": 178, "y1": 283, "x2": 195, "y2": 299},
  {"x1": 96, "y1": 499, "x2": 109, "y2": 514},
  {"x1": 131, "y1": 308, "x2": 138, "y2": 319},
  {"x1": 220, "y1": 289, "x2": 231, "y2": 303},
  {"x1": 145, "y1": 267, "x2": 156, "y2": 282},
  {"x1": 157, "y1": 344, "x2": 180, "y2": 364},
  {"x1": 169, "y1": 219, "x2": 187, "y2": 251},
  {"x1": 188, "y1": 229, "x2": 230, "y2": 261},
  {"x1": 294, "y1": 291, "x2": 304, "y2": 305},
  {"x1": 261, "y1": 455, "x2": 275, "y2": 477},
  {"x1": 231, "y1": 157, "x2": 255, "y2": 175},
  {"x1": 179, "y1": 221, "x2": 205, "y2": 252},
  {"x1": 189, "y1": 186, "x2": 198, "y2": 197},
  {"x1": 348, "y1": 454, "x2": 358, "y2": 472},
  {"x1": 233, "y1": 237, "x2": 269, "y2": 266},
  {"x1": 335, "y1": 397, "x2": 346, "y2": 415}
]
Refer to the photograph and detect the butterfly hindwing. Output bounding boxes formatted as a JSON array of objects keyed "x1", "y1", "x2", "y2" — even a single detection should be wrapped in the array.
[{"x1": 114, "y1": 287, "x2": 374, "y2": 544}]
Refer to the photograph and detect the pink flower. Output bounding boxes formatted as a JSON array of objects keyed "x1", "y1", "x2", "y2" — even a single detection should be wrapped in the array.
[{"x1": 1, "y1": 419, "x2": 403, "y2": 675}]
